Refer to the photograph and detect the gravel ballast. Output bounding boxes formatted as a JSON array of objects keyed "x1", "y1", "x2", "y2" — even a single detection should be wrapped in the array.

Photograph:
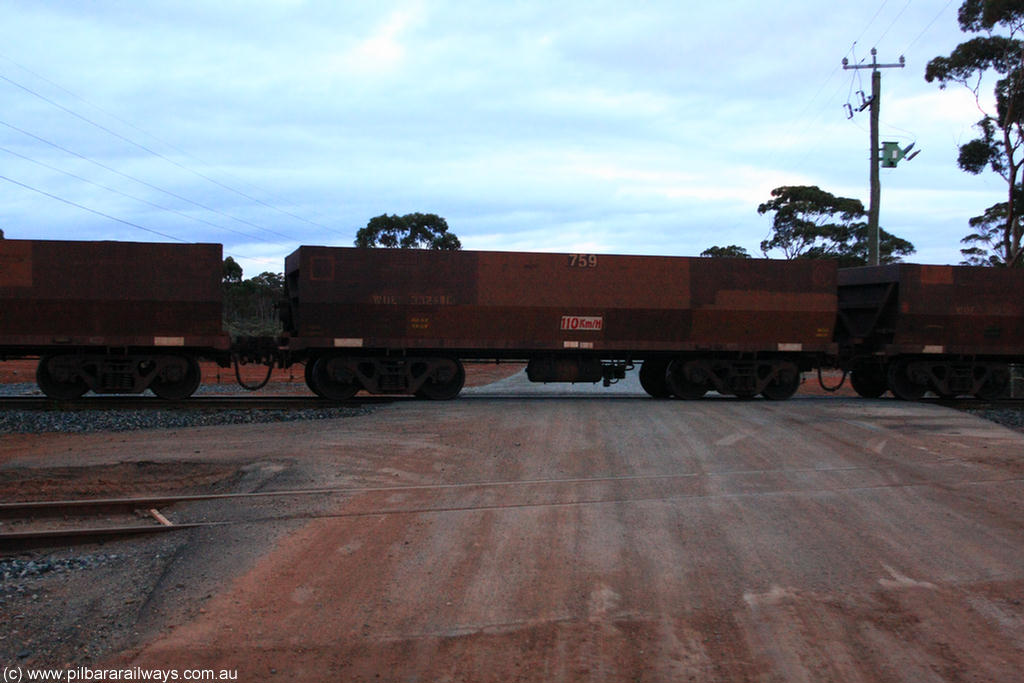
[
  {"x1": 0, "y1": 405, "x2": 371, "y2": 434},
  {"x1": 963, "y1": 407, "x2": 1024, "y2": 432},
  {"x1": 2, "y1": 381, "x2": 1023, "y2": 434},
  {"x1": 0, "y1": 383, "x2": 371, "y2": 434}
]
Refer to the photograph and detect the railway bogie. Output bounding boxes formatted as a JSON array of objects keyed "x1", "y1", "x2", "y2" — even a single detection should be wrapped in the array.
[
  {"x1": 882, "y1": 357, "x2": 1011, "y2": 400},
  {"x1": 36, "y1": 352, "x2": 203, "y2": 399},
  {"x1": 305, "y1": 354, "x2": 466, "y2": 400},
  {"x1": 662, "y1": 355, "x2": 802, "y2": 400}
]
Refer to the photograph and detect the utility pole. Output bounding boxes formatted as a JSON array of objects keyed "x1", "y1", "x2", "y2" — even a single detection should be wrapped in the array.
[{"x1": 843, "y1": 48, "x2": 904, "y2": 266}]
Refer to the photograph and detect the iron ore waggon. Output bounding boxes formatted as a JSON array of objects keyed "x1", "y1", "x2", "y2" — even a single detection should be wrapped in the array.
[
  {"x1": 837, "y1": 263, "x2": 1024, "y2": 400},
  {"x1": 4, "y1": 238, "x2": 1021, "y2": 402},
  {"x1": 281, "y1": 247, "x2": 838, "y2": 400},
  {"x1": 0, "y1": 239, "x2": 230, "y2": 399}
]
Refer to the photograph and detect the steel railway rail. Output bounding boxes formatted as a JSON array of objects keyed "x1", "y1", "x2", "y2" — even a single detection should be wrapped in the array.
[
  {"x1": 0, "y1": 488, "x2": 344, "y2": 552},
  {"x1": 1, "y1": 395, "x2": 1023, "y2": 412},
  {"x1": 926, "y1": 397, "x2": 1024, "y2": 411},
  {"x1": 5, "y1": 455, "x2": 1023, "y2": 553},
  {"x1": 0, "y1": 395, "x2": 396, "y2": 411}
]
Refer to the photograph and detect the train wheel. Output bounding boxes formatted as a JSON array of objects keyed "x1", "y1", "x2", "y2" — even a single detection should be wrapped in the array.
[
  {"x1": 150, "y1": 356, "x2": 201, "y2": 400},
  {"x1": 36, "y1": 355, "x2": 88, "y2": 400},
  {"x1": 666, "y1": 360, "x2": 707, "y2": 399},
  {"x1": 639, "y1": 360, "x2": 671, "y2": 398},
  {"x1": 887, "y1": 360, "x2": 927, "y2": 401},
  {"x1": 975, "y1": 364, "x2": 1010, "y2": 400},
  {"x1": 311, "y1": 357, "x2": 361, "y2": 400},
  {"x1": 850, "y1": 365, "x2": 887, "y2": 398},
  {"x1": 416, "y1": 359, "x2": 465, "y2": 400},
  {"x1": 304, "y1": 360, "x2": 326, "y2": 398},
  {"x1": 761, "y1": 363, "x2": 800, "y2": 401}
]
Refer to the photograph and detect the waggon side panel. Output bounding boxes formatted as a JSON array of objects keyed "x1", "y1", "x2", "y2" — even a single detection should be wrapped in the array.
[
  {"x1": 0, "y1": 240, "x2": 228, "y2": 352},
  {"x1": 838, "y1": 264, "x2": 1024, "y2": 357},
  {"x1": 285, "y1": 247, "x2": 837, "y2": 355}
]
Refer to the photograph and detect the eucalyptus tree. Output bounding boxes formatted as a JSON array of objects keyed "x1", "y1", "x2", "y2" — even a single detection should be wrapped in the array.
[
  {"x1": 926, "y1": 0, "x2": 1024, "y2": 266},
  {"x1": 355, "y1": 213, "x2": 461, "y2": 250}
]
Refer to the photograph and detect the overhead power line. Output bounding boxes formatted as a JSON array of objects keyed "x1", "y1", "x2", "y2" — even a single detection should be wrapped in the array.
[
  {"x1": 0, "y1": 172, "x2": 187, "y2": 243},
  {"x1": 873, "y1": 0, "x2": 913, "y2": 48},
  {"x1": 854, "y1": 0, "x2": 893, "y2": 47},
  {"x1": 0, "y1": 118, "x2": 298, "y2": 243},
  {"x1": 0, "y1": 68, "x2": 345, "y2": 237},
  {"x1": 1, "y1": 163, "x2": 281, "y2": 267},
  {"x1": 773, "y1": 0, "x2": 913, "y2": 183},
  {"x1": 0, "y1": 144, "x2": 290, "y2": 247},
  {"x1": 901, "y1": 0, "x2": 957, "y2": 54}
]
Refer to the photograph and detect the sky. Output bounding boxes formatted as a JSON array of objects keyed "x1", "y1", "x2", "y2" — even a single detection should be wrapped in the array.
[{"x1": 0, "y1": 0, "x2": 1009, "y2": 275}]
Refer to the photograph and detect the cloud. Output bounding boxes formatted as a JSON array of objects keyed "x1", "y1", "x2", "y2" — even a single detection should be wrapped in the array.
[
  {"x1": 0, "y1": 1, "x2": 998, "y2": 266},
  {"x1": 324, "y1": 5, "x2": 422, "y2": 77}
]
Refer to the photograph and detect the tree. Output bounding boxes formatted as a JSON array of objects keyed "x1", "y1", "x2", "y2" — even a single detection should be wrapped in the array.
[
  {"x1": 925, "y1": 1, "x2": 1024, "y2": 266},
  {"x1": 222, "y1": 256, "x2": 243, "y2": 283},
  {"x1": 354, "y1": 213, "x2": 461, "y2": 250},
  {"x1": 758, "y1": 185, "x2": 914, "y2": 266},
  {"x1": 220, "y1": 258, "x2": 285, "y2": 336},
  {"x1": 832, "y1": 225, "x2": 916, "y2": 267},
  {"x1": 758, "y1": 185, "x2": 868, "y2": 259},
  {"x1": 960, "y1": 198, "x2": 1020, "y2": 265},
  {"x1": 700, "y1": 245, "x2": 751, "y2": 258}
]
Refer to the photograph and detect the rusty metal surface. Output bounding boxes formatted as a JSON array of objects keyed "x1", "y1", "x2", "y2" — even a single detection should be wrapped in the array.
[
  {"x1": 838, "y1": 264, "x2": 1024, "y2": 356},
  {"x1": 0, "y1": 240, "x2": 226, "y2": 350},
  {"x1": 286, "y1": 247, "x2": 837, "y2": 354}
]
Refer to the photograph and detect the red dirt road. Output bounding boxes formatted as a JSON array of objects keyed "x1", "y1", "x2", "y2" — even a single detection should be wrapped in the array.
[{"x1": 95, "y1": 380, "x2": 1024, "y2": 681}]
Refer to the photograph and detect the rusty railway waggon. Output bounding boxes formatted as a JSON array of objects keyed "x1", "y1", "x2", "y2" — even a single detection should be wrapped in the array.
[
  {"x1": 281, "y1": 247, "x2": 838, "y2": 400},
  {"x1": 0, "y1": 239, "x2": 230, "y2": 399},
  {"x1": 837, "y1": 264, "x2": 1024, "y2": 400},
  {"x1": 4, "y1": 239, "x2": 1022, "y2": 402}
]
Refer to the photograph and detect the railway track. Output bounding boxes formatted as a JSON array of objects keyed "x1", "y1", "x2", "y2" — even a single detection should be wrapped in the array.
[
  {"x1": 0, "y1": 469, "x2": 876, "y2": 552},
  {"x1": 927, "y1": 397, "x2": 1024, "y2": 411},
  {"x1": 5, "y1": 453, "x2": 1022, "y2": 553},
  {"x1": 0, "y1": 488, "x2": 342, "y2": 552},
  {"x1": 2, "y1": 394, "x2": 1023, "y2": 411},
  {"x1": 0, "y1": 395, "x2": 397, "y2": 411}
]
